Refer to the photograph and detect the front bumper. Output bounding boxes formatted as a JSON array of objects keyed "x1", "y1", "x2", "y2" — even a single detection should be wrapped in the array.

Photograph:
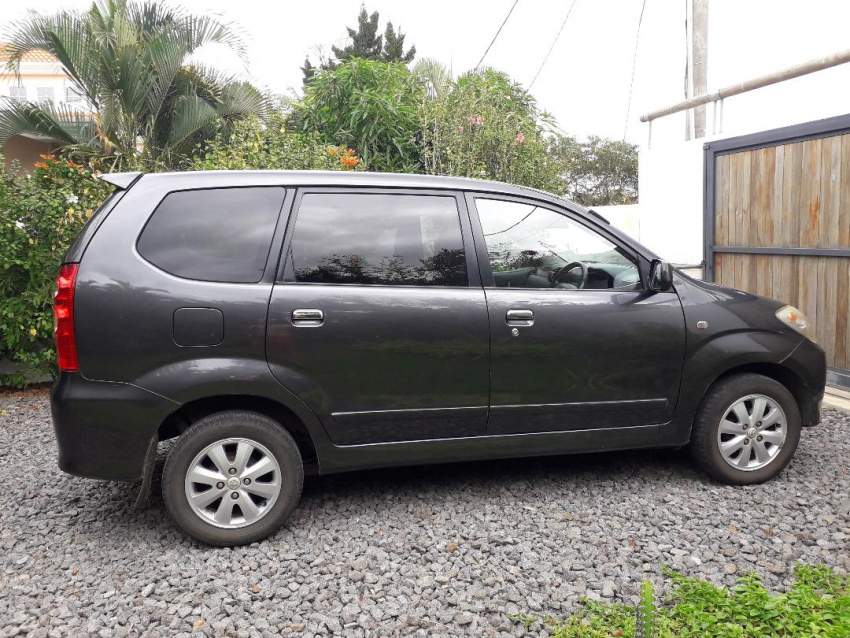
[{"x1": 51, "y1": 373, "x2": 177, "y2": 480}]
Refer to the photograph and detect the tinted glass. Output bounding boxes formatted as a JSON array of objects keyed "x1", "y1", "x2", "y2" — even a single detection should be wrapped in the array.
[
  {"x1": 286, "y1": 193, "x2": 467, "y2": 286},
  {"x1": 138, "y1": 187, "x2": 284, "y2": 283},
  {"x1": 476, "y1": 198, "x2": 640, "y2": 290}
]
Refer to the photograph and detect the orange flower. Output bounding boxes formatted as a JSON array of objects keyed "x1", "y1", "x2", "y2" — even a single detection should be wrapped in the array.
[
  {"x1": 39, "y1": 153, "x2": 55, "y2": 161},
  {"x1": 33, "y1": 162, "x2": 48, "y2": 170},
  {"x1": 340, "y1": 155, "x2": 359, "y2": 169},
  {"x1": 326, "y1": 146, "x2": 339, "y2": 157}
]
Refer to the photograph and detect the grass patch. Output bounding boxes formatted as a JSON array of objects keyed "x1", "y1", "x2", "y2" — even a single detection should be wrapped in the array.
[{"x1": 535, "y1": 565, "x2": 850, "y2": 638}]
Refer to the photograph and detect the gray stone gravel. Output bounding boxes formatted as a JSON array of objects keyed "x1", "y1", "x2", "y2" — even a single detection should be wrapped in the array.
[{"x1": 1, "y1": 389, "x2": 849, "y2": 637}]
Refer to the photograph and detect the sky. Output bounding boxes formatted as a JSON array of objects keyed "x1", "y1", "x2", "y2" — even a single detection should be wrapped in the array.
[{"x1": 3, "y1": 0, "x2": 850, "y2": 146}]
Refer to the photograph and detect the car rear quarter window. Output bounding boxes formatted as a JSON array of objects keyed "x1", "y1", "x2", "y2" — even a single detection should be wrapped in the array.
[
  {"x1": 284, "y1": 192, "x2": 468, "y2": 286},
  {"x1": 137, "y1": 187, "x2": 285, "y2": 283}
]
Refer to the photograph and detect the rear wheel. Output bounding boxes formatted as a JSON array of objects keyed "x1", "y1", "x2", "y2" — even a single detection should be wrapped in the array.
[
  {"x1": 162, "y1": 410, "x2": 303, "y2": 545},
  {"x1": 690, "y1": 373, "x2": 801, "y2": 485}
]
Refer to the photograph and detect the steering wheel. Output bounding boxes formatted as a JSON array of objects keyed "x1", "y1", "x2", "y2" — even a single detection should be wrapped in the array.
[{"x1": 552, "y1": 261, "x2": 587, "y2": 289}]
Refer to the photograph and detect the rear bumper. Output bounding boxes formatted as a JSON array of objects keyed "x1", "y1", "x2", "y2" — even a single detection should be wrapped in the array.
[
  {"x1": 51, "y1": 373, "x2": 176, "y2": 480},
  {"x1": 783, "y1": 338, "x2": 826, "y2": 426}
]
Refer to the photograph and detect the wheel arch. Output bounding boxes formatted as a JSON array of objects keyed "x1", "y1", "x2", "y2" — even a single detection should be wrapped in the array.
[
  {"x1": 158, "y1": 394, "x2": 320, "y2": 474},
  {"x1": 678, "y1": 359, "x2": 814, "y2": 446},
  {"x1": 708, "y1": 362, "x2": 808, "y2": 415}
]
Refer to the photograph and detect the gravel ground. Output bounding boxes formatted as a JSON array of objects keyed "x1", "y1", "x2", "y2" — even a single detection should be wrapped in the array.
[{"x1": 1, "y1": 389, "x2": 849, "y2": 637}]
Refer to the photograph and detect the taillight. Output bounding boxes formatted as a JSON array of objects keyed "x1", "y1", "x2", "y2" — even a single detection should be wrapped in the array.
[{"x1": 54, "y1": 263, "x2": 79, "y2": 372}]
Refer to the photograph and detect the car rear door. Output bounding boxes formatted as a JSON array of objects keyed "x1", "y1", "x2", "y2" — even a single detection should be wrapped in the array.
[
  {"x1": 266, "y1": 188, "x2": 489, "y2": 445},
  {"x1": 467, "y1": 193, "x2": 686, "y2": 435}
]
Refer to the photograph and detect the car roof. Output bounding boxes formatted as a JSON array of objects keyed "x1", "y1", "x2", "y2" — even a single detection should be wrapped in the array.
[{"x1": 133, "y1": 169, "x2": 577, "y2": 208}]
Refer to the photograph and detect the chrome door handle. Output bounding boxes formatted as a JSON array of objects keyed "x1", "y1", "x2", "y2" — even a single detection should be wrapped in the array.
[
  {"x1": 506, "y1": 309, "x2": 534, "y2": 326},
  {"x1": 291, "y1": 308, "x2": 324, "y2": 326}
]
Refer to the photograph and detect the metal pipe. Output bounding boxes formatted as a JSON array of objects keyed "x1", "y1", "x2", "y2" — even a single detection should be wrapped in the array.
[{"x1": 640, "y1": 48, "x2": 850, "y2": 122}]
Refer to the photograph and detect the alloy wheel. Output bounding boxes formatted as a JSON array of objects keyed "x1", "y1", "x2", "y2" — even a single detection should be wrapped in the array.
[
  {"x1": 716, "y1": 394, "x2": 787, "y2": 471},
  {"x1": 184, "y1": 437, "x2": 282, "y2": 528}
]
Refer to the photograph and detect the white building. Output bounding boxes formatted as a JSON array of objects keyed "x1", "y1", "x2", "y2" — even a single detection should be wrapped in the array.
[{"x1": 0, "y1": 44, "x2": 86, "y2": 170}]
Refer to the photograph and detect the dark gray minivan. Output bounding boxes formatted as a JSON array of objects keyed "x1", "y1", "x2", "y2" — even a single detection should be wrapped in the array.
[{"x1": 52, "y1": 170, "x2": 825, "y2": 545}]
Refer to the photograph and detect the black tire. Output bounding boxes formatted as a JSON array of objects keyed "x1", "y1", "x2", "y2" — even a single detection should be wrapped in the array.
[
  {"x1": 690, "y1": 373, "x2": 801, "y2": 485},
  {"x1": 162, "y1": 410, "x2": 303, "y2": 546}
]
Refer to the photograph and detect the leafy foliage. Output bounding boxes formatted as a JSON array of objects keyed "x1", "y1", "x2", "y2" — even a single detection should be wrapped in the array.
[
  {"x1": 543, "y1": 565, "x2": 850, "y2": 638},
  {"x1": 0, "y1": 0, "x2": 266, "y2": 170},
  {"x1": 299, "y1": 58, "x2": 424, "y2": 172},
  {"x1": 192, "y1": 114, "x2": 360, "y2": 171},
  {"x1": 550, "y1": 134, "x2": 639, "y2": 206},
  {"x1": 420, "y1": 68, "x2": 563, "y2": 193},
  {"x1": 0, "y1": 156, "x2": 110, "y2": 384}
]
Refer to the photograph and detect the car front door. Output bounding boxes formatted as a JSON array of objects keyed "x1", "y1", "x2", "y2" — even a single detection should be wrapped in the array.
[
  {"x1": 266, "y1": 189, "x2": 489, "y2": 445},
  {"x1": 468, "y1": 194, "x2": 686, "y2": 435}
]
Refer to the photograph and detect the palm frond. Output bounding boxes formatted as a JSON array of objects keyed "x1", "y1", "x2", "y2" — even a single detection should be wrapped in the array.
[
  {"x1": 3, "y1": 11, "x2": 101, "y2": 107},
  {"x1": 0, "y1": 99, "x2": 93, "y2": 146},
  {"x1": 143, "y1": 32, "x2": 188, "y2": 124},
  {"x1": 216, "y1": 82, "x2": 271, "y2": 121},
  {"x1": 173, "y1": 14, "x2": 247, "y2": 59},
  {"x1": 165, "y1": 94, "x2": 218, "y2": 151},
  {"x1": 413, "y1": 57, "x2": 454, "y2": 99}
]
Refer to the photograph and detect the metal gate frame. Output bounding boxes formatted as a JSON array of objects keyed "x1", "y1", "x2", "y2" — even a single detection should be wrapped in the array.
[{"x1": 702, "y1": 113, "x2": 850, "y2": 386}]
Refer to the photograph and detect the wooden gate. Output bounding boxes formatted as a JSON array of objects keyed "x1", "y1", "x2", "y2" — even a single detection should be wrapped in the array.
[{"x1": 704, "y1": 114, "x2": 850, "y2": 382}]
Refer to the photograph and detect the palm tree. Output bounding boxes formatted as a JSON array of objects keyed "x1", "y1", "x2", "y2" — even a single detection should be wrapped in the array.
[
  {"x1": 412, "y1": 57, "x2": 453, "y2": 99},
  {"x1": 0, "y1": 0, "x2": 268, "y2": 170}
]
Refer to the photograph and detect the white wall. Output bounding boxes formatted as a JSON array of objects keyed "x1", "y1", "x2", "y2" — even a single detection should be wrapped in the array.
[
  {"x1": 592, "y1": 204, "x2": 640, "y2": 240},
  {"x1": 637, "y1": 140, "x2": 706, "y2": 265}
]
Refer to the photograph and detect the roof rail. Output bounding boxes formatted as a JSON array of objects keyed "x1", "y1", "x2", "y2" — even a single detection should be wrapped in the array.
[{"x1": 98, "y1": 171, "x2": 142, "y2": 190}]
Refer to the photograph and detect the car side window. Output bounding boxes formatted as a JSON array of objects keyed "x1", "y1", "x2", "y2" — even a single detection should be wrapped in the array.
[
  {"x1": 475, "y1": 198, "x2": 640, "y2": 290},
  {"x1": 284, "y1": 193, "x2": 468, "y2": 286},
  {"x1": 137, "y1": 187, "x2": 285, "y2": 283}
]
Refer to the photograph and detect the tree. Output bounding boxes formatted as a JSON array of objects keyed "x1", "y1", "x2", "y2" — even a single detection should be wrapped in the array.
[
  {"x1": 302, "y1": 6, "x2": 416, "y2": 87},
  {"x1": 550, "y1": 135, "x2": 638, "y2": 206},
  {"x1": 301, "y1": 56, "x2": 316, "y2": 84},
  {"x1": 382, "y1": 22, "x2": 415, "y2": 63},
  {"x1": 0, "y1": 0, "x2": 267, "y2": 170},
  {"x1": 298, "y1": 58, "x2": 424, "y2": 172},
  {"x1": 332, "y1": 6, "x2": 383, "y2": 62},
  {"x1": 420, "y1": 68, "x2": 563, "y2": 193}
]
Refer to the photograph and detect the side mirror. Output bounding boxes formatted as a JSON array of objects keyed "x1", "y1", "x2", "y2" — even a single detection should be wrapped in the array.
[{"x1": 649, "y1": 259, "x2": 674, "y2": 292}]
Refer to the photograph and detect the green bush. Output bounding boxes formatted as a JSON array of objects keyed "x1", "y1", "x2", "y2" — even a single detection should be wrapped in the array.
[
  {"x1": 298, "y1": 58, "x2": 425, "y2": 172},
  {"x1": 0, "y1": 155, "x2": 110, "y2": 384},
  {"x1": 192, "y1": 114, "x2": 361, "y2": 171},
  {"x1": 542, "y1": 565, "x2": 850, "y2": 638},
  {"x1": 420, "y1": 68, "x2": 563, "y2": 194}
]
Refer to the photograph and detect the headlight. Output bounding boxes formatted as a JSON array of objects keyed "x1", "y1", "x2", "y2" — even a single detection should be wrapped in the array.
[{"x1": 775, "y1": 305, "x2": 815, "y2": 341}]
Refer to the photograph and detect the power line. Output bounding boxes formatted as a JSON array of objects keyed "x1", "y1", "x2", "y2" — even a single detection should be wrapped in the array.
[
  {"x1": 528, "y1": 0, "x2": 578, "y2": 90},
  {"x1": 474, "y1": 0, "x2": 520, "y2": 71},
  {"x1": 623, "y1": 0, "x2": 648, "y2": 140}
]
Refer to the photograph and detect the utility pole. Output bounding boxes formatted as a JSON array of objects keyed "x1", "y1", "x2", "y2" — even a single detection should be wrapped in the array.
[{"x1": 685, "y1": 0, "x2": 709, "y2": 139}]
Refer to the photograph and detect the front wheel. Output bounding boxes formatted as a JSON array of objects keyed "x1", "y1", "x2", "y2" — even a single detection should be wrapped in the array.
[
  {"x1": 162, "y1": 410, "x2": 303, "y2": 545},
  {"x1": 690, "y1": 373, "x2": 801, "y2": 485}
]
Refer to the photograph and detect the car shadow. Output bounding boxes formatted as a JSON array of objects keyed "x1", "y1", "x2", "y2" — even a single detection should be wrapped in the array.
[
  {"x1": 303, "y1": 445, "x2": 697, "y2": 501},
  {"x1": 35, "y1": 445, "x2": 703, "y2": 549}
]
